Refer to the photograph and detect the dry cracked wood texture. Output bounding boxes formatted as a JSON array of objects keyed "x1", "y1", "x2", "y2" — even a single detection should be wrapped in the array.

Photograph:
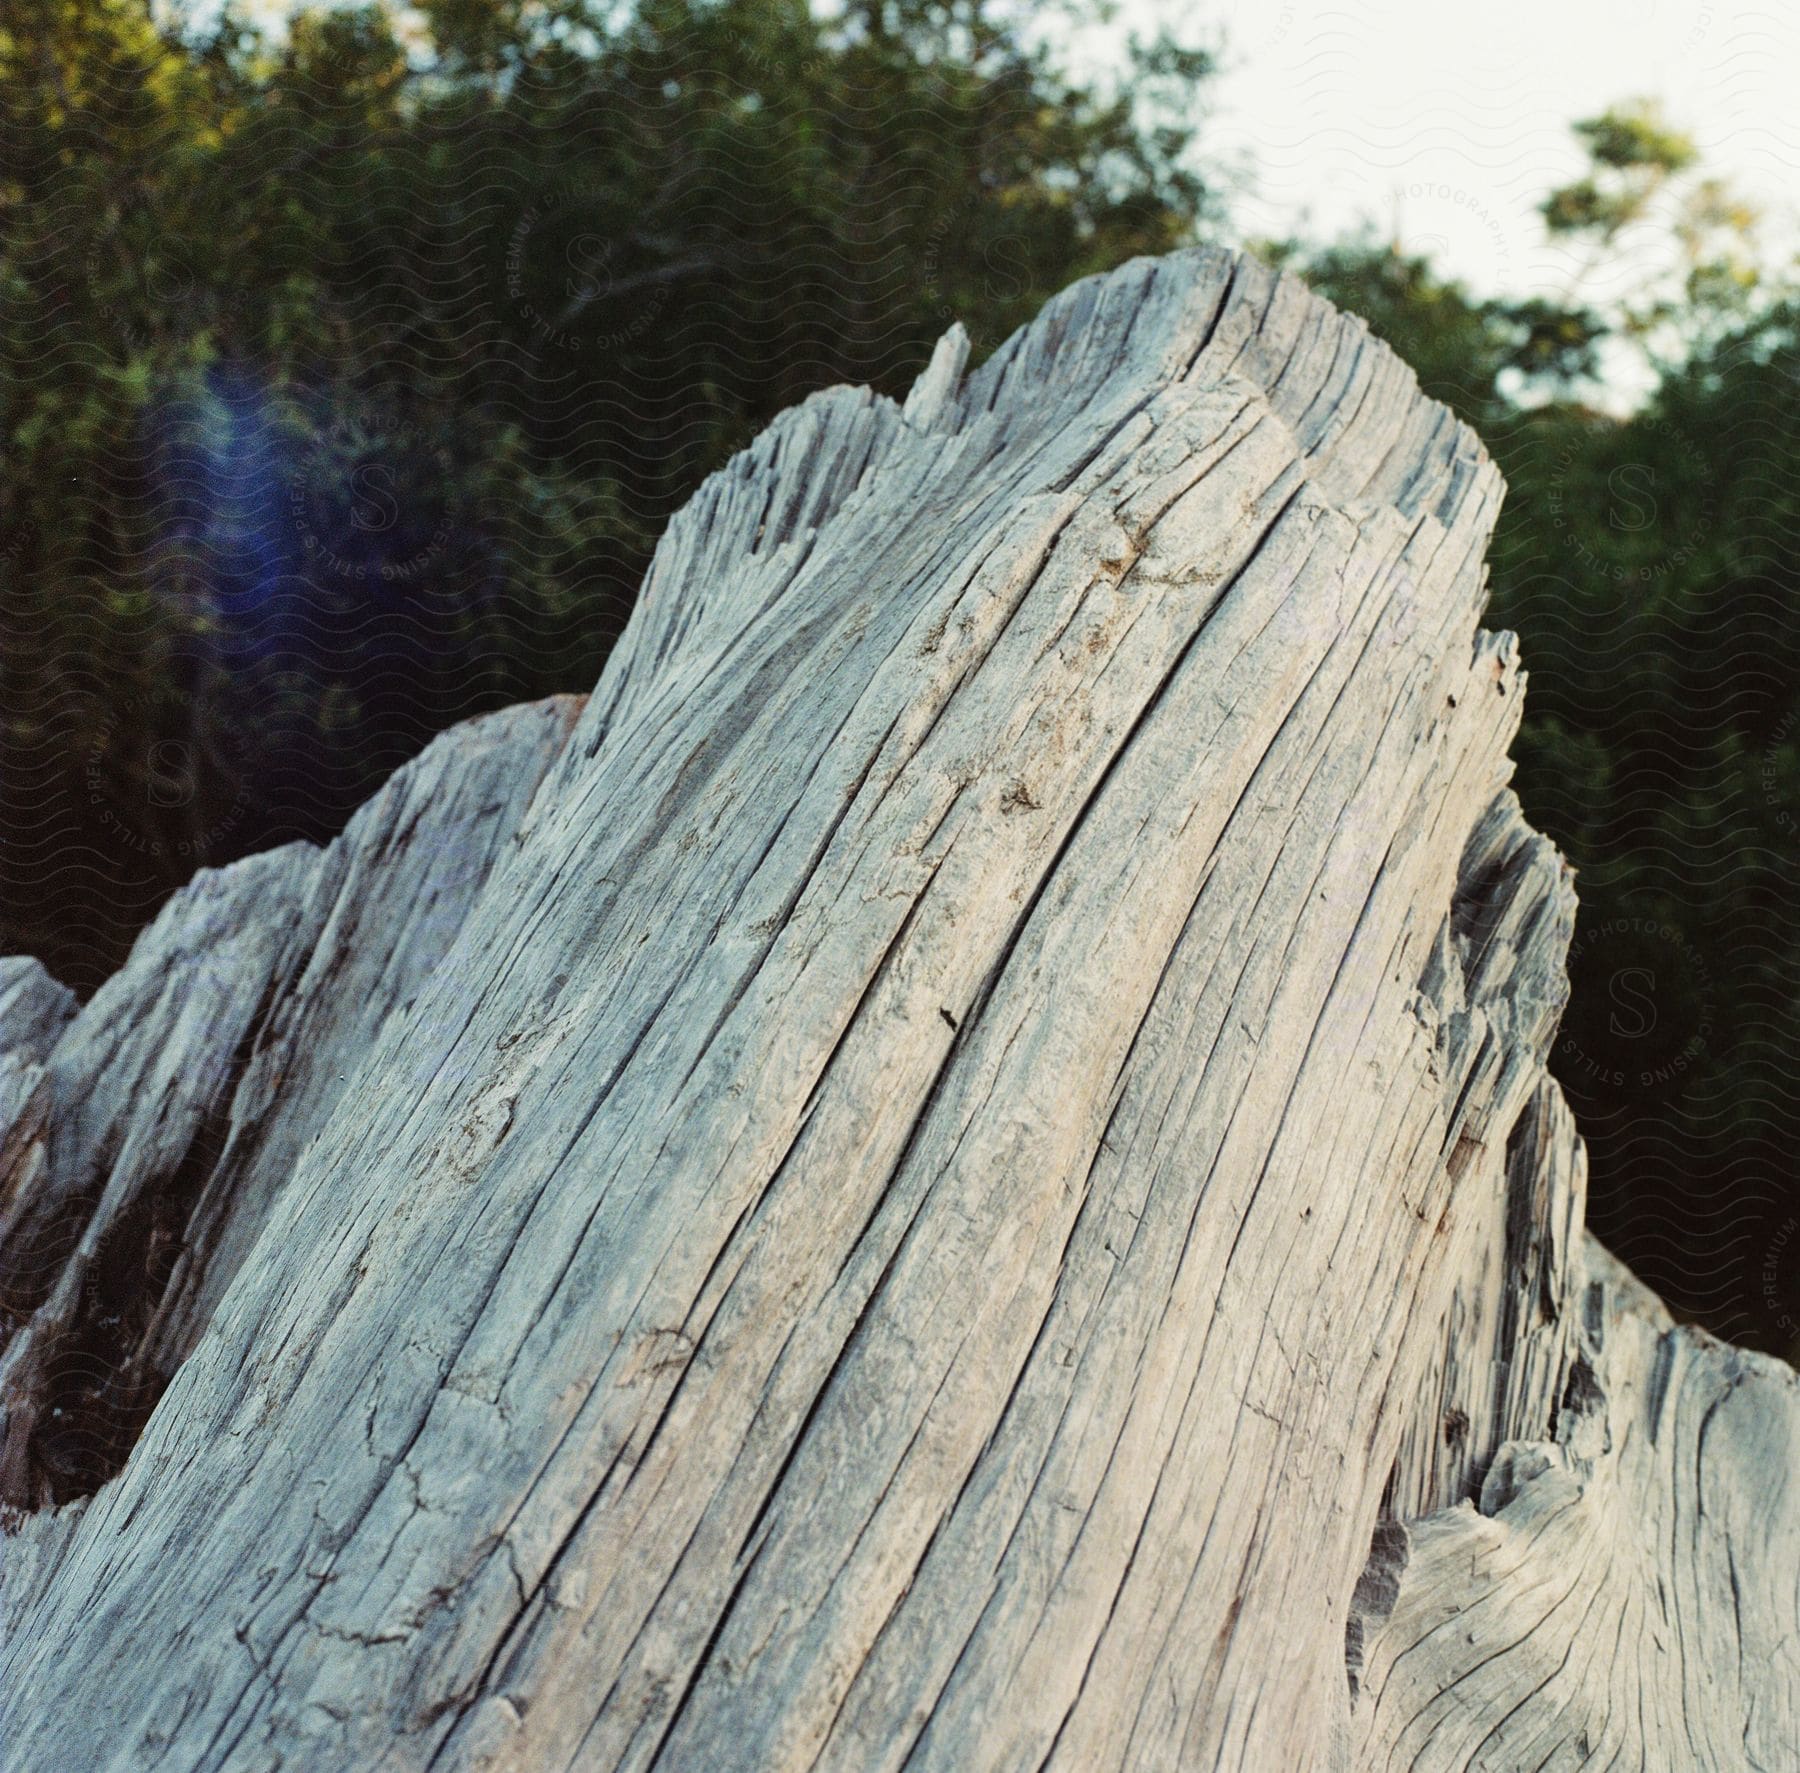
[{"x1": 1, "y1": 246, "x2": 1794, "y2": 1772}]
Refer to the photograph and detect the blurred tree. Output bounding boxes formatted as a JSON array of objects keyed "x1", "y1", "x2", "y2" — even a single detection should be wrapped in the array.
[
  {"x1": 1, "y1": 0, "x2": 1220, "y2": 989},
  {"x1": 1540, "y1": 100, "x2": 1764, "y2": 365},
  {"x1": 1277, "y1": 124, "x2": 1796, "y2": 1354},
  {"x1": 4, "y1": 9, "x2": 1793, "y2": 1352}
]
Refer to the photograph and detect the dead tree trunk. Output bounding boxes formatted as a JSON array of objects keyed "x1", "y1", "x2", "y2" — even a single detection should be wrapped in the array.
[{"x1": 1, "y1": 247, "x2": 1794, "y2": 1772}]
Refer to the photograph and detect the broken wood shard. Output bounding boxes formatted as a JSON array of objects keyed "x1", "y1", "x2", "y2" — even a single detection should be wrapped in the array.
[
  {"x1": 1, "y1": 247, "x2": 1793, "y2": 1771},
  {"x1": 0, "y1": 696, "x2": 582, "y2": 1508}
]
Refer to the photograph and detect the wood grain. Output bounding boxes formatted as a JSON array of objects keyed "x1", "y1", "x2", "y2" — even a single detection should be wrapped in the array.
[{"x1": 0, "y1": 246, "x2": 1790, "y2": 1772}]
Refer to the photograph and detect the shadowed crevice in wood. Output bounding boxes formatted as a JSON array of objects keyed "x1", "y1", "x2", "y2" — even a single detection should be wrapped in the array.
[
  {"x1": 0, "y1": 696, "x2": 583, "y2": 1514},
  {"x1": 0, "y1": 248, "x2": 1791, "y2": 1772}
]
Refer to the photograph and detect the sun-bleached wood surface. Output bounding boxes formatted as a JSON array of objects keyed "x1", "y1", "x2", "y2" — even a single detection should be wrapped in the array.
[{"x1": 1, "y1": 246, "x2": 1793, "y2": 1772}]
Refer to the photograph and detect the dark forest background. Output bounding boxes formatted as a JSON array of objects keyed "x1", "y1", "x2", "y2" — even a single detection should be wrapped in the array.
[{"x1": 3, "y1": 0, "x2": 1796, "y2": 1354}]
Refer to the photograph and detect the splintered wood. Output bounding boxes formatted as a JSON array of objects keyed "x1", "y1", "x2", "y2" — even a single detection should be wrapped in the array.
[{"x1": 2, "y1": 247, "x2": 1793, "y2": 1771}]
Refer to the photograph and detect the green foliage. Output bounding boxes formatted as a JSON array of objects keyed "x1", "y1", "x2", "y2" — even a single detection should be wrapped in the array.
[
  {"x1": 1287, "y1": 131, "x2": 1797, "y2": 1352},
  {"x1": 1571, "y1": 104, "x2": 1696, "y2": 177},
  {"x1": 1542, "y1": 102, "x2": 1696, "y2": 243},
  {"x1": 1271, "y1": 240, "x2": 1510, "y2": 425},
  {"x1": 1, "y1": 0, "x2": 1218, "y2": 988},
  {"x1": 3, "y1": 8, "x2": 1794, "y2": 1349},
  {"x1": 1537, "y1": 101, "x2": 1764, "y2": 366}
]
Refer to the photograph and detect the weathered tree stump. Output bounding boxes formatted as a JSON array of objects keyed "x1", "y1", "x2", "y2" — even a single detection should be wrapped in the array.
[{"x1": 1, "y1": 247, "x2": 1794, "y2": 1771}]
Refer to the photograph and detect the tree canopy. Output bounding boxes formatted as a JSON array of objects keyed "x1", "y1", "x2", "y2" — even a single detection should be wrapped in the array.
[
  {"x1": 2, "y1": 0, "x2": 1219, "y2": 986},
  {"x1": 1288, "y1": 113, "x2": 1797, "y2": 1357},
  {"x1": 1, "y1": 9, "x2": 1793, "y2": 1353}
]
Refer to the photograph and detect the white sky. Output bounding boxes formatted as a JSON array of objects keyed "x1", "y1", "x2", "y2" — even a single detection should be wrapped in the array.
[
  {"x1": 222, "y1": 0, "x2": 1800, "y2": 306},
  {"x1": 1145, "y1": 0, "x2": 1800, "y2": 301}
]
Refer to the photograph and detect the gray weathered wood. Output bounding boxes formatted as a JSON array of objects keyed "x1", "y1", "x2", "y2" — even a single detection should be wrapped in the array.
[
  {"x1": 0, "y1": 695, "x2": 582, "y2": 1509},
  {"x1": 0, "y1": 246, "x2": 1792, "y2": 1771},
  {"x1": 0, "y1": 961, "x2": 75, "y2": 1142}
]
